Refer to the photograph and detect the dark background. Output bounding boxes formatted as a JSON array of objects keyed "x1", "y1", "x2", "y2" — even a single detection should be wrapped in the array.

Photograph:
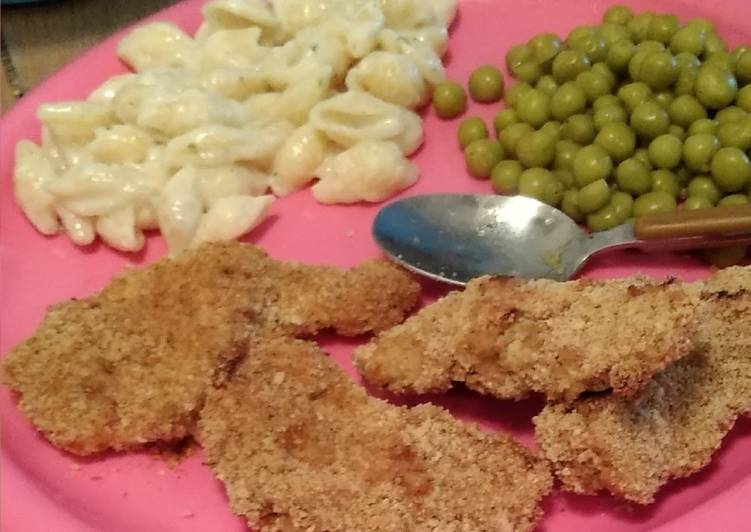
[{"x1": 1, "y1": 0, "x2": 179, "y2": 111}]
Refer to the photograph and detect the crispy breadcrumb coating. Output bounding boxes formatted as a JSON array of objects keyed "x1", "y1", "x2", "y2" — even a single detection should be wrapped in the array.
[
  {"x1": 534, "y1": 266, "x2": 751, "y2": 504},
  {"x1": 1, "y1": 242, "x2": 419, "y2": 455},
  {"x1": 198, "y1": 338, "x2": 552, "y2": 532},
  {"x1": 355, "y1": 275, "x2": 698, "y2": 402}
]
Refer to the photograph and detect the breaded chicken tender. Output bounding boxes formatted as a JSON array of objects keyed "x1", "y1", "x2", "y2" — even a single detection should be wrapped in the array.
[
  {"x1": 355, "y1": 275, "x2": 698, "y2": 402},
  {"x1": 198, "y1": 338, "x2": 552, "y2": 532},
  {"x1": 534, "y1": 267, "x2": 751, "y2": 504},
  {"x1": 2, "y1": 242, "x2": 419, "y2": 455}
]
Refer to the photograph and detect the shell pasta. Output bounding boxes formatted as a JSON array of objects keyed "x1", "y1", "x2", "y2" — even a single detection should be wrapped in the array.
[{"x1": 13, "y1": 0, "x2": 456, "y2": 254}]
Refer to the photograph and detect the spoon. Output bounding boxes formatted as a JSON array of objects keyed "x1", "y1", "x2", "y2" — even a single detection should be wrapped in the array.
[{"x1": 373, "y1": 194, "x2": 751, "y2": 285}]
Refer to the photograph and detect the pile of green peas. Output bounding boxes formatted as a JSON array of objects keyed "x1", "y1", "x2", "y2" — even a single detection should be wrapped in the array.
[{"x1": 433, "y1": 5, "x2": 751, "y2": 263}]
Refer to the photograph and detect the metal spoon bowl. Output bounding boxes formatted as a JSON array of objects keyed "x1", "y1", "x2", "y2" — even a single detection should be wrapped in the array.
[{"x1": 373, "y1": 194, "x2": 751, "y2": 285}]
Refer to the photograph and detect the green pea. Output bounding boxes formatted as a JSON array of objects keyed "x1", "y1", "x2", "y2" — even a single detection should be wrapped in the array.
[
  {"x1": 593, "y1": 94, "x2": 621, "y2": 112},
  {"x1": 633, "y1": 147, "x2": 653, "y2": 169},
  {"x1": 618, "y1": 82, "x2": 653, "y2": 113},
  {"x1": 432, "y1": 81, "x2": 466, "y2": 119},
  {"x1": 732, "y1": 46, "x2": 751, "y2": 64},
  {"x1": 716, "y1": 120, "x2": 740, "y2": 148},
  {"x1": 573, "y1": 144, "x2": 613, "y2": 187},
  {"x1": 545, "y1": 178, "x2": 565, "y2": 207},
  {"x1": 638, "y1": 51, "x2": 678, "y2": 91},
  {"x1": 668, "y1": 94, "x2": 707, "y2": 128},
  {"x1": 675, "y1": 51, "x2": 702, "y2": 71},
  {"x1": 587, "y1": 204, "x2": 621, "y2": 231},
  {"x1": 513, "y1": 62, "x2": 546, "y2": 85},
  {"x1": 518, "y1": 168, "x2": 559, "y2": 204},
  {"x1": 554, "y1": 139, "x2": 582, "y2": 171},
  {"x1": 683, "y1": 133, "x2": 720, "y2": 172},
  {"x1": 603, "y1": 5, "x2": 633, "y2": 25},
  {"x1": 570, "y1": 33, "x2": 608, "y2": 63},
  {"x1": 648, "y1": 134, "x2": 682, "y2": 169},
  {"x1": 457, "y1": 117, "x2": 488, "y2": 148},
  {"x1": 701, "y1": 246, "x2": 748, "y2": 268},
  {"x1": 688, "y1": 179, "x2": 721, "y2": 205},
  {"x1": 684, "y1": 196, "x2": 714, "y2": 210},
  {"x1": 668, "y1": 124, "x2": 686, "y2": 141},
  {"x1": 469, "y1": 65, "x2": 505, "y2": 103},
  {"x1": 594, "y1": 67, "x2": 620, "y2": 95},
  {"x1": 516, "y1": 88, "x2": 551, "y2": 128},
  {"x1": 561, "y1": 189, "x2": 585, "y2": 222},
  {"x1": 607, "y1": 39, "x2": 637, "y2": 74},
  {"x1": 516, "y1": 130, "x2": 556, "y2": 168},
  {"x1": 616, "y1": 158, "x2": 652, "y2": 195},
  {"x1": 540, "y1": 121, "x2": 562, "y2": 142},
  {"x1": 715, "y1": 106, "x2": 747, "y2": 124},
  {"x1": 577, "y1": 179, "x2": 612, "y2": 214},
  {"x1": 595, "y1": 122, "x2": 636, "y2": 162},
  {"x1": 550, "y1": 82, "x2": 587, "y2": 121},
  {"x1": 736, "y1": 50, "x2": 751, "y2": 85},
  {"x1": 629, "y1": 47, "x2": 659, "y2": 81},
  {"x1": 651, "y1": 169, "x2": 680, "y2": 197},
  {"x1": 631, "y1": 101, "x2": 670, "y2": 139},
  {"x1": 648, "y1": 14, "x2": 680, "y2": 44},
  {"x1": 464, "y1": 138, "x2": 504, "y2": 179},
  {"x1": 633, "y1": 191, "x2": 678, "y2": 217},
  {"x1": 687, "y1": 175, "x2": 721, "y2": 204},
  {"x1": 716, "y1": 119, "x2": 751, "y2": 150},
  {"x1": 686, "y1": 18, "x2": 715, "y2": 34},
  {"x1": 493, "y1": 108, "x2": 518, "y2": 135},
  {"x1": 705, "y1": 51, "x2": 737, "y2": 74},
  {"x1": 687, "y1": 118, "x2": 718, "y2": 136},
  {"x1": 491, "y1": 160, "x2": 523, "y2": 194},
  {"x1": 670, "y1": 25, "x2": 706, "y2": 56},
  {"x1": 711, "y1": 147, "x2": 751, "y2": 192},
  {"x1": 737, "y1": 86, "x2": 751, "y2": 113},
  {"x1": 553, "y1": 168, "x2": 576, "y2": 189},
  {"x1": 552, "y1": 50, "x2": 591, "y2": 83},
  {"x1": 675, "y1": 54, "x2": 701, "y2": 95},
  {"x1": 561, "y1": 113, "x2": 596, "y2": 145},
  {"x1": 653, "y1": 91, "x2": 674, "y2": 110},
  {"x1": 575, "y1": 70, "x2": 614, "y2": 104},
  {"x1": 674, "y1": 65, "x2": 699, "y2": 96},
  {"x1": 718, "y1": 193, "x2": 750, "y2": 207},
  {"x1": 567, "y1": 25, "x2": 598, "y2": 47},
  {"x1": 507, "y1": 44, "x2": 533, "y2": 72},
  {"x1": 535, "y1": 75, "x2": 559, "y2": 96},
  {"x1": 594, "y1": 105, "x2": 628, "y2": 129},
  {"x1": 636, "y1": 38, "x2": 665, "y2": 52},
  {"x1": 505, "y1": 83, "x2": 532, "y2": 108},
  {"x1": 704, "y1": 33, "x2": 728, "y2": 56},
  {"x1": 610, "y1": 191, "x2": 634, "y2": 221},
  {"x1": 515, "y1": 66, "x2": 549, "y2": 89},
  {"x1": 600, "y1": 23, "x2": 632, "y2": 47},
  {"x1": 696, "y1": 64, "x2": 739, "y2": 110},
  {"x1": 529, "y1": 33, "x2": 564, "y2": 68},
  {"x1": 500, "y1": 122, "x2": 535, "y2": 158},
  {"x1": 627, "y1": 12, "x2": 655, "y2": 43}
]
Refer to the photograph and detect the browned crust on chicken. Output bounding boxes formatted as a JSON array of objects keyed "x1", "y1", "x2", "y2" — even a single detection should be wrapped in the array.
[
  {"x1": 534, "y1": 267, "x2": 751, "y2": 504},
  {"x1": 355, "y1": 275, "x2": 698, "y2": 402},
  {"x1": 1, "y1": 242, "x2": 419, "y2": 455},
  {"x1": 198, "y1": 337, "x2": 552, "y2": 532}
]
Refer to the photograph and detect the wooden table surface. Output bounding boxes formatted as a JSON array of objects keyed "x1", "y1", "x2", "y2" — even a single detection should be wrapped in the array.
[{"x1": 1, "y1": 0, "x2": 180, "y2": 112}]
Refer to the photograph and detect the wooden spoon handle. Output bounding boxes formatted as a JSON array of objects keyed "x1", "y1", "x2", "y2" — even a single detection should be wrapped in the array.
[{"x1": 634, "y1": 204, "x2": 751, "y2": 241}]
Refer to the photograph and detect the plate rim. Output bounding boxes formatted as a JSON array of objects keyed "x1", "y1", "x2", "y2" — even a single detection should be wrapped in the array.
[{"x1": 2, "y1": 0, "x2": 751, "y2": 531}]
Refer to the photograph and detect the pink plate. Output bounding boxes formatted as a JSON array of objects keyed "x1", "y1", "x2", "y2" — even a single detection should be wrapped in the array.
[{"x1": 2, "y1": 0, "x2": 751, "y2": 530}]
